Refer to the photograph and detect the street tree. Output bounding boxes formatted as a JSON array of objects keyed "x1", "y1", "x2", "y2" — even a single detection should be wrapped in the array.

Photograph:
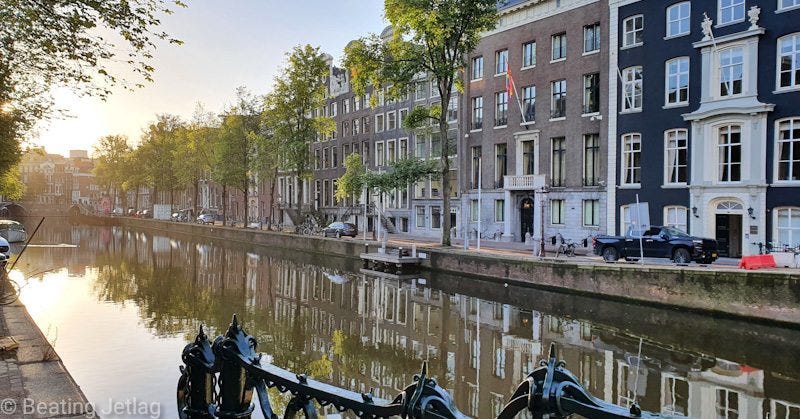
[
  {"x1": 0, "y1": 0, "x2": 184, "y2": 178},
  {"x1": 263, "y1": 45, "x2": 334, "y2": 217},
  {"x1": 344, "y1": 0, "x2": 498, "y2": 245},
  {"x1": 93, "y1": 135, "x2": 131, "y2": 206},
  {"x1": 335, "y1": 154, "x2": 365, "y2": 204},
  {"x1": 138, "y1": 114, "x2": 182, "y2": 206},
  {"x1": 174, "y1": 104, "x2": 217, "y2": 217},
  {"x1": 0, "y1": 166, "x2": 23, "y2": 200}
]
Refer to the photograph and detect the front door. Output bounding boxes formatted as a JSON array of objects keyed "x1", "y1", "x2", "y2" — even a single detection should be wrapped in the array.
[
  {"x1": 520, "y1": 198, "x2": 534, "y2": 241},
  {"x1": 715, "y1": 214, "x2": 743, "y2": 258}
]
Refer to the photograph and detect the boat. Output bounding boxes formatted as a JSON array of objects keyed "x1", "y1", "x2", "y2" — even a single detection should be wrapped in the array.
[{"x1": 0, "y1": 220, "x2": 27, "y2": 243}]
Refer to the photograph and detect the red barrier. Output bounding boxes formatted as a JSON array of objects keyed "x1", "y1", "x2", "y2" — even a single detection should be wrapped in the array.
[{"x1": 739, "y1": 255, "x2": 777, "y2": 270}]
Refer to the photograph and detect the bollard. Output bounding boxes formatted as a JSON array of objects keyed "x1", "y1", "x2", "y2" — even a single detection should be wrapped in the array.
[
  {"x1": 411, "y1": 244, "x2": 417, "y2": 258},
  {"x1": 398, "y1": 247, "x2": 404, "y2": 259},
  {"x1": 363, "y1": 243, "x2": 370, "y2": 268},
  {"x1": 213, "y1": 314, "x2": 257, "y2": 419},
  {"x1": 178, "y1": 325, "x2": 216, "y2": 419}
]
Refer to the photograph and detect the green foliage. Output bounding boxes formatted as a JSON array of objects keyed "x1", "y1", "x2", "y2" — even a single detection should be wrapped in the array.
[
  {"x1": 335, "y1": 154, "x2": 365, "y2": 204},
  {"x1": 363, "y1": 158, "x2": 439, "y2": 195},
  {"x1": 0, "y1": 166, "x2": 23, "y2": 200},
  {"x1": 344, "y1": 0, "x2": 498, "y2": 245},
  {"x1": 138, "y1": 114, "x2": 182, "y2": 201},
  {"x1": 0, "y1": 0, "x2": 184, "y2": 179},
  {"x1": 211, "y1": 88, "x2": 261, "y2": 195},
  {"x1": 93, "y1": 135, "x2": 131, "y2": 194},
  {"x1": 173, "y1": 104, "x2": 217, "y2": 193}
]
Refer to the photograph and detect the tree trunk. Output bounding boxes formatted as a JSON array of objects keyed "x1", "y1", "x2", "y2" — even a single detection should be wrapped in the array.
[
  {"x1": 295, "y1": 170, "x2": 303, "y2": 217},
  {"x1": 440, "y1": 90, "x2": 452, "y2": 246},
  {"x1": 242, "y1": 181, "x2": 249, "y2": 227},
  {"x1": 268, "y1": 169, "x2": 278, "y2": 228},
  {"x1": 222, "y1": 184, "x2": 227, "y2": 227},
  {"x1": 193, "y1": 179, "x2": 199, "y2": 217}
]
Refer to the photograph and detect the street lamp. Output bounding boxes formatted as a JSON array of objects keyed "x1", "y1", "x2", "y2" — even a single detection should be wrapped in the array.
[{"x1": 538, "y1": 187, "x2": 548, "y2": 257}]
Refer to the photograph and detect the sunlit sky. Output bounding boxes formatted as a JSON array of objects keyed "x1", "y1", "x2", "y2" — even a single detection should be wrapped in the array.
[{"x1": 34, "y1": 1, "x2": 387, "y2": 157}]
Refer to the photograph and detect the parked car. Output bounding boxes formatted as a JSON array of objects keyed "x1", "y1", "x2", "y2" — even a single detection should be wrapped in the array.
[
  {"x1": 323, "y1": 222, "x2": 357, "y2": 238},
  {"x1": 593, "y1": 226, "x2": 718, "y2": 264},
  {"x1": 171, "y1": 209, "x2": 192, "y2": 222},
  {"x1": 197, "y1": 213, "x2": 215, "y2": 224},
  {"x1": 139, "y1": 209, "x2": 152, "y2": 219},
  {"x1": 0, "y1": 236, "x2": 9, "y2": 256},
  {"x1": 127, "y1": 208, "x2": 136, "y2": 216}
]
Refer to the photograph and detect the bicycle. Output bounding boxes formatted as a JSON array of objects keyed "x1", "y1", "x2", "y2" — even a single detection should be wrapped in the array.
[{"x1": 555, "y1": 234, "x2": 576, "y2": 258}]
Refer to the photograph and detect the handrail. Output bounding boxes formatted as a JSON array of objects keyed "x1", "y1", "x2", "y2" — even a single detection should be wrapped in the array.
[{"x1": 178, "y1": 314, "x2": 689, "y2": 419}]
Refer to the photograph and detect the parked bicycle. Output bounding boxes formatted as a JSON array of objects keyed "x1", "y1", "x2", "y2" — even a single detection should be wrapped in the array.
[{"x1": 555, "y1": 234, "x2": 576, "y2": 258}]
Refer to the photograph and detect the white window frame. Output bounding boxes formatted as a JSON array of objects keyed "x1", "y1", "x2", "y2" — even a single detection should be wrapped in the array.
[
  {"x1": 495, "y1": 200, "x2": 505, "y2": 222},
  {"x1": 386, "y1": 110, "x2": 397, "y2": 131},
  {"x1": 777, "y1": 33, "x2": 800, "y2": 91},
  {"x1": 550, "y1": 199, "x2": 566, "y2": 225},
  {"x1": 495, "y1": 91, "x2": 508, "y2": 127},
  {"x1": 522, "y1": 41, "x2": 536, "y2": 68},
  {"x1": 472, "y1": 96, "x2": 483, "y2": 130},
  {"x1": 622, "y1": 66, "x2": 643, "y2": 112},
  {"x1": 430, "y1": 205, "x2": 442, "y2": 229},
  {"x1": 779, "y1": 0, "x2": 800, "y2": 11},
  {"x1": 622, "y1": 15, "x2": 644, "y2": 48},
  {"x1": 375, "y1": 141, "x2": 385, "y2": 167},
  {"x1": 550, "y1": 79, "x2": 566, "y2": 119},
  {"x1": 718, "y1": 0, "x2": 745, "y2": 25},
  {"x1": 387, "y1": 139, "x2": 397, "y2": 164},
  {"x1": 664, "y1": 206, "x2": 688, "y2": 233},
  {"x1": 665, "y1": 57, "x2": 690, "y2": 106},
  {"x1": 495, "y1": 49, "x2": 509, "y2": 75},
  {"x1": 717, "y1": 124, "x2": 742, "y2": 183},
  {"x1": 719, "y1": 47, "x2": 744, "y2": 97},
  {"x1": 715, "y1": 387, "x2": 740, "y2": 419},
  {"x1": 584, "y1": 23, "x2": 601, "y2": 54},
  {"x1": 471, "y1": 56, "x2": 484, "y2": 81},
  {"x1": 375, "y1": 113, "x2": 385, "y2": 133},
  {"x1": 551, "y1": 33, "x2": 567, "y2": 61},
  {"x1": 664, "y1": 129, "x2": 688, "y2": 185},
  {"x1": 776, "y1": 117, "x2": 800, "y2": 183},
  {"x1": 399, "y1": 137, "x2": 408, "y2": 159},
  {"x1": 775, "y1": 207, "x2": 800, "y2": 248},
  {"x1": 621, "y1": 133, "x2": 642, "y2": 186},
  {"x1": 582, "y1": 199, "x2": 600, "y2": 227},
  {"x1": 471, "y1": 199, "x2": 479, "y2": 222},
  {"x1": 666, "y1": 2, "x2": 691, "y2": 38},
  {"x1": 399, "y1": 108, "x2": 408, "y2": 129},
  {"x1": 415, "y1": 205, "x2": 426, "y2": 228}
]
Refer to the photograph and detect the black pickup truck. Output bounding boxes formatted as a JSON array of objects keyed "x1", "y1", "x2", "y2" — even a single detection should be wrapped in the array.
[{"x1": 593, "y1": 226, "x2": 718, "y2": 264}]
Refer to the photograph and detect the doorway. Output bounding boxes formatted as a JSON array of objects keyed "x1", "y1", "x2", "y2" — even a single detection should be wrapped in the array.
[
  {"x1": 520, "y1": 198, "x2": 534, "y2": 241},
  {"x1": 715, "y1": 214, "x2": 743, "y2": 258}
]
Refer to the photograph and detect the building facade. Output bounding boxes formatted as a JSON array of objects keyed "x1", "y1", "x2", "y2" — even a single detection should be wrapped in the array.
[
  {"x1": 461, "y1": 0, "x2": 609, "y2": 247},
  {"x1": 610, "y1": 0, "x2": 800, "y2": 257}
]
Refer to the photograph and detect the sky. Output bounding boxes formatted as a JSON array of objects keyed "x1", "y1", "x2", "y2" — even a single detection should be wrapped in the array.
[{"x1": 34, "y1": 1, "x2": 388, "y2": 157}]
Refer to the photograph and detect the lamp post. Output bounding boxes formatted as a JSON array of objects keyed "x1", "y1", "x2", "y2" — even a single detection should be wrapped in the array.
[{"x1": 538, "y1": 187, "x2": 548, "y2": 257}]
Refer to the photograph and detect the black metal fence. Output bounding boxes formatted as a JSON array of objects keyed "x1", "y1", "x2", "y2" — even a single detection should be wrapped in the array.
[{"x1": 177, "y1": 315, "x2": 685, "y2": 419}]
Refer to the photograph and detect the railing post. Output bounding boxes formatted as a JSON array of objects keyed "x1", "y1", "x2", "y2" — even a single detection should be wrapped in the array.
[
  {"x1": 213, "y1": 314, "x2": 257, "y2": 419},
  {"x1": 178, "y1": 326, "x2": 216, "y2": 419}
]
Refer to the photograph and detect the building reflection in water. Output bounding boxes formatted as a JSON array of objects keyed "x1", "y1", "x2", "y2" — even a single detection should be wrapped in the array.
[{"x1": 17, "y1": 222, "x2": 800, "y2": 419}]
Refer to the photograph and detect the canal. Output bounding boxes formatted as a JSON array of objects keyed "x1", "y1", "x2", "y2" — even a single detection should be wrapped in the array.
[{"x1": 9, "y1": 221, "x2": 800, "y2": 418}]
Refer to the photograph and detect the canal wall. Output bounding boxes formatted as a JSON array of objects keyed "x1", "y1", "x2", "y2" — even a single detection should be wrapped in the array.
[{"x1": 114, "y1": 217, "x2": 800, "y2": 326}]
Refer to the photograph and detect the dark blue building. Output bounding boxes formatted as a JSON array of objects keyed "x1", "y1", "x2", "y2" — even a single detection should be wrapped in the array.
[{"x1": 609, "y1": 0, "x2": 800, "y2": 257}]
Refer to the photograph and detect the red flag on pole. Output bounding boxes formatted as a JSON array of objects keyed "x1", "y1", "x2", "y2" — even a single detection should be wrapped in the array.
[{"x1": 506, "y1": 69, "x2": 515, "y2": 97}]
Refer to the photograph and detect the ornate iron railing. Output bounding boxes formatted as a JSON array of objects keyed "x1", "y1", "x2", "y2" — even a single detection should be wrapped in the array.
[{"x1": 177, "y1": 315, "x2": 686, "y2": 419}]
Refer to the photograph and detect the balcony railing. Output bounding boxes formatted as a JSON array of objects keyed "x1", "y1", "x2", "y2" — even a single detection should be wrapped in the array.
[{"x1": 503, "y1": 174, "x2": 546, "y2": 190}]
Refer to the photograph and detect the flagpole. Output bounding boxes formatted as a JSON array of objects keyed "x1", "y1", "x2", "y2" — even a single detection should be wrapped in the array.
[{"x1": 507, "y1": 70, "x2": 527, "y2": 124}]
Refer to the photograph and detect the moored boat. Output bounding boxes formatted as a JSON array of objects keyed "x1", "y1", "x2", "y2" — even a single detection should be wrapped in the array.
[{"x1": 0, "y1": 220, "x2": 27, "y2": 243}]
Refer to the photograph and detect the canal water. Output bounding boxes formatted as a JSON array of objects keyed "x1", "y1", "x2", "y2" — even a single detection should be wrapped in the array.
[{"x1": 9, "y1": 221, "x2": 800, "y2": 418}]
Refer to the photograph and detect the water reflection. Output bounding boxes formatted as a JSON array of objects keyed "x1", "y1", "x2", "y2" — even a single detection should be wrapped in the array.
[{"x1": 14, "y1": 222, "x2": 800, "y2": 418}]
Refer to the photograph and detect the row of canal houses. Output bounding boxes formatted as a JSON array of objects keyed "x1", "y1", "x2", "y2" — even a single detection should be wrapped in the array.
[
  {"x1": 62, "y1": 225, "x2": 800, "y2": 418},
  {"x1": 292, "y1": 0, "x2": 800, "y2": 258}
]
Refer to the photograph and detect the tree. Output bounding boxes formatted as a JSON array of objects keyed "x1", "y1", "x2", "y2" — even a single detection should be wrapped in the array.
[
  {"x1": 0, "y1": 0, "x2": 184, "y2": 178},
  {"x1": 174, "y1": 104, "x2": 217, "y2": 217},
  {"x1": 263, "y1": 45, "x2": 334, "y2": 216},
  {"x1": 138, "y1": 114, "x2": 182, "y2": 206},
  {"x1": 344, "y1": 0, "x2": 499, "y2": 245},
  {"x1": 93, "y1": 135, "x2": 131, "y2": 206},
  {"x1": 335, "y1": 154, "x2": 366, "y2": 204},
  {"x1": 0, "y1": 166, "x2": 23, "y2": 200}
]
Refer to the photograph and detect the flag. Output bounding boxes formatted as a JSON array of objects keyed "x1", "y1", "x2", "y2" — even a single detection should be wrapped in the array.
[{"x1": 506, "y1": 69, "x2": 515, "y2": 97}]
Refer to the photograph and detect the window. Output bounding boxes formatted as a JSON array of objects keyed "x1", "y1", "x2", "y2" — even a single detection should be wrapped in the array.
[
  {"x1": 471, "y1": 200, "x2": 479, "y2": 222},
  {"x1": 322, "y1": 147, "x2": 329, "y2": 168},
  {"x1": 718, "y1": 124, "x2": 742, "y2": 182},
  {"x1": 522, "y1": 86, "x2": 536, "y2": 122},
  {"x1": 416, "y1": 206, "x2": 426, "y2": 228},
  {"x1": 715, "y1": 388, "x2": 740, "y2": 419},
  {"x1": 495, "y1": 49, "x2": 508, "y2": 75},
  {"x1": 399, "y1": 108, "x2": 408, "y2": 129},
  {"x1": 550, "y1": 80, "x2": 566, "y2": 118},
  {"x1": 622, "y1": 133, "x2": 642, "y2": 185},
  {"x1": 430, "y1": 133, "x2": 441, "y2": 157},
  {"x1": 551, "y1": 200, "x2": 566, "y2": 224},
  {"x1": 375, "y1": 141, "x2": 385, "y2": 166},
  {"x1": 472, "y1": 96, "x2": 483, "y2": 129},
  {"x1": 665, "y1": 129, "x2": 688, "y2": 184},
  {"x1": 375, "y1": 114, "x2": 385, "y2": 133},
  {"x1": 583, "y1": 200, "x2": 600, "y2": 226},
  {"x1": 551, "y1": 137, "x2": 566, "y2": 187},
  {"x1": 719, "y1": 0, "x2": 745, "y2": 25},
  {"x1": 447, "y1": 96, "x2": 458, "y2": 122},
  {"x1": 471, "y1": 56, "x2": 484, "y2": 80},
  {"x1": 352, "y1": 118, "x2": 360, "y2": 135},
  {"x1": 342, "y1": 120, "x2": 350, "y2": 137},
  {"x1": 495, "y1": 143, "x2": 507, "y2": 188},
  {"x1": 583, "y1": 73, "x2": 600, "y2": 114},
  {"x1": 777, "y1": 118, "x2": 800, "y2": 181},
  {"x1": 584, "y1": 23, "x2": 600, "y2": 53},
  {"x1": 329, "y1": 102, "x2": 337, "y2": 117},
  {"x1": 666, "y1": 57, "x2": 690, "y2": 105},
  {"x1": 387, "y1": 139, "x2": 396, "y2": 163},
  {"x1": 664, "y1": 206, "x2": 688, "y2": 233},
  {"x1": 415, "y1": 82, "x2": 427, "y2": 100},
  {"x1": 622, "y1": 15, "x2": 644, "y2": 48},
  {"x1": 362, "y1": 116, "x2": 370, "y2": 133},
  {"x1": 622, "y1": 66, "x2": 643, "y2": 111},
  {"x1": 495, "y1": 200, "x2": 505, "y2": 222},
  {"x1": 332, "y1": 145, "x2": 338, "y2": 167},
  {"x1": 522, "y1": 42, "x2": 536, "y2": 68},
  {"x1": 362, "y1": 141, "x2": 369, "y2": 165},
  {"x1": 776, "y1": 208, "x2": 800, "y2": 247},
  {"x1": 431, "y1": 206, "x2": 442, "y2": 229},
  {"x1": 342, "y1": 98, "x2": 350, "y2": 114},
  {"x1": 778, "y1": 34, "x2": 800, "y2": 89},
  {"x1": 430, "y1": 80, "x2": 439, "y2": 97},
  {"x1": 415, "y1": 135, "x2": 426, "y2": 158},
  {"x1": 471, "y1": 146, "x2": 482, "y2": 188},
  {"x1": 584, "y1": 134, "x2": 600, "y2": 186},
  {"x1": 495, "y1": 91, "x2": 508, "y2": 126},
  {"x1": 387, "y1": 111, "x2": 397, "y2": 131},
  {"x1": 522, "y1": 140, "x2": 536, "y2": 175},
  {"x1": 667, "y1": 2, "x2": 691, "y2": 37},
  {"x1": 780, "y1": 0, "x2": 800, "y2": 10},
  {"x1": 314, "y1": 149, "x2": 320, "y2": 170},
  {"x1": 354, "y1": 96, "x2": 361, "y2": 111},
  {"x1": 551, "y1": 33, "x2": 567, "y2": 61},
  {"x1": 719, "y1": 47, "x2": 744, "y2": 96},
  {"x1": 399, "y1": 138, "x2": 408, "y2": 159}
]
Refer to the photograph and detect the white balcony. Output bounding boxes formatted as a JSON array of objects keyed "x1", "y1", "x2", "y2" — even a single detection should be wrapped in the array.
[{"x1": 503, "y1": 174, "x2": 545, "y2": 191}]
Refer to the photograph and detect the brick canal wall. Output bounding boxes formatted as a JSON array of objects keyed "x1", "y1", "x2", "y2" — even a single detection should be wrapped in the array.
[{"x1": 115, "y1": 217, "x2": 800, "y2": 326}]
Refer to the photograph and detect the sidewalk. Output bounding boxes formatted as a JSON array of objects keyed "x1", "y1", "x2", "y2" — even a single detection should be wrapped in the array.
[{"x1": 0, "y1": 279, "x2": 90, "y2": 418}]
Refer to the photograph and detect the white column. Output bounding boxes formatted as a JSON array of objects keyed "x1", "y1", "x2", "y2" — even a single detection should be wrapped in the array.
[{"x1": 503, "y1": 190, "x2": 513, "y2": 239}]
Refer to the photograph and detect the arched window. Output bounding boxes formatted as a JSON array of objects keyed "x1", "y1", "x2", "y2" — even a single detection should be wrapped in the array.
[{"x1": 717, "y1": 201, "x2": 743, "y2": 212}]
